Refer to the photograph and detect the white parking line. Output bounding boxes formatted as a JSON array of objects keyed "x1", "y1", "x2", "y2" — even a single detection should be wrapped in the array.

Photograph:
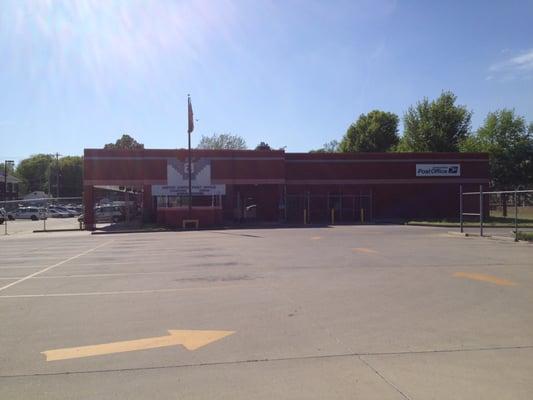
[
  {"x1": 0, "y1": 271, "x2": 203, "y2": 280},
  {"x1": 0, "y1": 284, "x2": 257, "y2": 298},
  {"x1": 65, "y1": 260, "x2": 169, "y2": 267},
  {"x1": 1, "y1": 257, "x2": 67, "y2": 261},
  {"x1": 0, "y1": 241, "x2": 113, "y2": 293}
]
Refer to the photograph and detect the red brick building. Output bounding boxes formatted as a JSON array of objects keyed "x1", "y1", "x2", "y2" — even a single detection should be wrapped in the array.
[{"x1": 83, "y1": 148, "x2": 489, "y2": 229}]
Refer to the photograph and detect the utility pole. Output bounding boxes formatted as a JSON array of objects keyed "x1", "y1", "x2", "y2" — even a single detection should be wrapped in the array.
[
  {"x1": 4, "y1": 160, "x2": 14, "y2": 235},
  {"x1": 55, "y1": 152, "x2": 61, "y2": 199}
]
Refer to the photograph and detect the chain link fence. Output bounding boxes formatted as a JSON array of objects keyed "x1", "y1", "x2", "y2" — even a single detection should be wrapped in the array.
[
  {"x1": 1, "y1": 190, "x2": 145, "y2": 235},
  {"x1": 1, "y1": 197, "x2": 83, "y2": 235},
  {"x1": 460, "y1": 187, "x2": 533, "y2": 241},
  {"x1": 488, "y1": 191, "x2": 533, "y2": 222}
]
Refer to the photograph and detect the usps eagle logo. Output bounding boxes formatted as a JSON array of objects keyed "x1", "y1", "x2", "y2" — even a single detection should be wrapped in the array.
[{"x1": 167, "y1": 158, "x2": 211, "y2": 186}]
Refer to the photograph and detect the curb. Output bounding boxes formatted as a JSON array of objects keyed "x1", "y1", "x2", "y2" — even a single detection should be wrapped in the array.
[
  {"x1": 409, "y1": 223, "x2": 458, "y2": 228},
  {"x1": 489, "y1": 235, "x2": 516, "y2": 242},
  {"x1": 91, "y1": 229, "x2": 168, "y2": 235},
  {"x1": 410, "y1": 223, "x2": 533, "y2": 228},
  {"x1": 447, "y1": 230, "x2": 527, "y2": 243},
  {"x1": 447, "y1": 231, "x2": 468, "y2": 237},
  {"x1": 33, "y1": 229, "x2": 84, "y2": 233}
]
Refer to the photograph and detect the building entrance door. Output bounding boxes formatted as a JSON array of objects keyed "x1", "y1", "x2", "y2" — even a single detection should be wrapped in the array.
[{"x1": 286, "y1": 191, "x2": 372, "y2": 224}]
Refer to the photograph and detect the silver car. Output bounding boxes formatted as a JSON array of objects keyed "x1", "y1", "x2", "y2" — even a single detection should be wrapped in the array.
[{"x1": 14, "y1": 207, "x2": 47, "y2": 221}]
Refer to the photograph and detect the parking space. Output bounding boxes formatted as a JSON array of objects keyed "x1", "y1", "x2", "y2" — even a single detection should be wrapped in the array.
[
  {"x1": 0, "y1": 226, "x2": 532, "y2": 399},
  {"x1": 1, "y1": 217, "x2": 82, "y2": 235}
]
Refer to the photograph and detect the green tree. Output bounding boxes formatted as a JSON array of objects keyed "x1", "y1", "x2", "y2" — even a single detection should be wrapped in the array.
[
  {"x1": 197, "y1": 133, "x2": 247, "y2": 150},
  {"x1": 310, "y1": 140, "x2": 340, "y2": 153},
  {"x1": 255, "y1": 142, "x2": 272, "y2": 150},
  {"x1": 400, "y1": 91, "x2": 472, "y2": 152},
  {"x1": 15, "y1": 154, "x2": 54, "y2": 195},
  {"x1": 339, "y1": 110, "x2": 399, "y2": 152},
  {"x1": 104, "y1": 134, "x2": 144, "y2": 150},
  {"x1": 47, "y1": 156, "x2": 83, "y2": 198},
  {"x1": 460, "y1": 109, "x2": 533, "y2": 189}
]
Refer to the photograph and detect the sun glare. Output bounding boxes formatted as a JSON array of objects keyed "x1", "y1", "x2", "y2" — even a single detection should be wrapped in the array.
[{"x1": 1, "y1": 0, "x2": 238, "y2": 90}]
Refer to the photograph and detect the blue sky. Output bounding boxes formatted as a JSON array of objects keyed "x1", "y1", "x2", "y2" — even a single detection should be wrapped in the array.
[{"x1": 0, "y1": 0, "x2": 532, "y2": 163}]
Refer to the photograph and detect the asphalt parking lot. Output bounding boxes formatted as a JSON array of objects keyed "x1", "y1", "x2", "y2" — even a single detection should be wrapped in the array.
[
  {"x1": 0, "y1": 225, "x2": 532, "y2": 399},
  {"x1": 1, "y1": 217, "x2": 82, "y2": 235}
]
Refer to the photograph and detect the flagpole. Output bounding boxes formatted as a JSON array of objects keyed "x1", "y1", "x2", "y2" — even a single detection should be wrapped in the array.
[
  {"x1": 188, "y1": 128, "x2": 192, "y2": 218},
  {"x1": 187, "y1": 95, "x2": 193, "y2": 219}
]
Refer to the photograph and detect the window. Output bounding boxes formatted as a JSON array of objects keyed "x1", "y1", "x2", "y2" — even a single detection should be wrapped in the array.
[
  {"x1": 168, "y1": 196, "x2": 179, "y2": 207},
  {"x1": 157, "y1": 196, "x2": 167, "y2": 208},
  {"x1": 155, "y1": 195, "x2": 222, "y2": 208}
]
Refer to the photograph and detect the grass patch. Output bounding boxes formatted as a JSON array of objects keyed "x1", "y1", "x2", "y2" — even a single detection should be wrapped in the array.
[
  {"x1": 485, "y1": 215, "x2": 533, "y2": 224},
  {"x1": 491, "y1": 207, "x2": 533, "y2": 221},
  {"x1": 406, "y1": 217, "x2": 533, "y2": 227},
  {"x1": 516, "y1": 232, "x2": 533, "y2": 241}
]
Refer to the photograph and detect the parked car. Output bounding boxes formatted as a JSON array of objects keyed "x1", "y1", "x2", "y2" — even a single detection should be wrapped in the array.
[
  {"x1": 47, "y1": 209, "x2": 70, "y2": 218},
  {"x1": 6, "y1": 211, "x2": 15, "y2": 220},
  {"x1": 14, "y1": 207, "x2": 47, "y2": 220},
  {"x1": 49, "y1": 206, "x2": 76, "y2": 217},
  {"x1": 96, "y1": 205, "x2": 125, "y2": 222},
  {"x1": 78, "y1": 205, "x2": 124, "y2": 223},
  {"x1": 64, "y1": 206, "x2": 82, "y2": 215}
]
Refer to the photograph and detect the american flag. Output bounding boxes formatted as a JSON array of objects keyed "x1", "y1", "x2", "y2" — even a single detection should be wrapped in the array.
[{"x1": 187, "y1": 95, "x2": 194, "y2": 134}]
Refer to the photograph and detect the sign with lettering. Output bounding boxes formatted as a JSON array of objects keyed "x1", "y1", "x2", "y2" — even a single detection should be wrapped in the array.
[
  {"x1": 416, "y1": 164, "x2": 460, "y2": 177},
  {"x1": 152, "y1": 158, "x2": 226, "y2": 196}
]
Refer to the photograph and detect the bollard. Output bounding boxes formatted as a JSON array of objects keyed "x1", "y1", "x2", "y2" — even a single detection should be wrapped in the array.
[
  {"x1": 303, "y1": 209, "x2": 307, "y2": 225},
  {"x1": 331, "y1": 208, "x2": 335, "y2": 225},
  {"x1": 479, "y1": 185, "x2": 484, "y2": 237},
  {"x1": 360, "y1": 208, "x2": 365, "y2": 224},
  {"x1": 459, "y1": 185, "x2": 463, "y2": 233},
  {"x1": 514, "y1": 189, "x2": 518, "y2": 242}
]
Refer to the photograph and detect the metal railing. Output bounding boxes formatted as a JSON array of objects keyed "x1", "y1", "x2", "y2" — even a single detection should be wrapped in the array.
[{"x1": 459, "y1": 186, "x2": 533, "y2": 241}]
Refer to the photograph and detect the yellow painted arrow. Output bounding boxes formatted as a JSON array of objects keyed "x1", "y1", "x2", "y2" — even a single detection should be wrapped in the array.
[
  {"x1": 453, "y1": 272, "x2": 516, "y2": 287},
  {"x1": 42, "y1": 330, "x2": 235, "y2": 361}
]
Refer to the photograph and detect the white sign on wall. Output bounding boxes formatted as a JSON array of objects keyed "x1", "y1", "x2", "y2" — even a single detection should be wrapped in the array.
[
  {"x1": 152, "y1": 158, "x2": 226, "y2": 196},
  {"x1": 416, "y1": 164, "x2": 461, "y2": 177}
]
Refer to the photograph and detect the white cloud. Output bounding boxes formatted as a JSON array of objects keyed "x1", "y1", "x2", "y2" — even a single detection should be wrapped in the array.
[{"x1": 488, "y1": 48, "x2": 533, "y2": 81}]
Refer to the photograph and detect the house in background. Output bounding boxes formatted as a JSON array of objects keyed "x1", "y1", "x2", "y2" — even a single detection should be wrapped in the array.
[{"x1": 0, "y1": 174, "x2": 21, "y2": 201}]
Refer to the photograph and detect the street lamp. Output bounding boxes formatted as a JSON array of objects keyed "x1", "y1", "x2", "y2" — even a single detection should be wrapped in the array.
[{"x1": 4, "y1": 160, "x2": 14, "y2": 235}]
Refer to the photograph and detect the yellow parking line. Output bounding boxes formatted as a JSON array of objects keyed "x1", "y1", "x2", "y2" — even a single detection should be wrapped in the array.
[
  {"x1": 311, "y1": 236, "x2": 322, "y2": 240},
  {"x1": 352, "y1": 247, "x2": 378, "y2": 254},
  {"x1": 453, "y1": 272, "x2": 517, "y2": 286}
]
